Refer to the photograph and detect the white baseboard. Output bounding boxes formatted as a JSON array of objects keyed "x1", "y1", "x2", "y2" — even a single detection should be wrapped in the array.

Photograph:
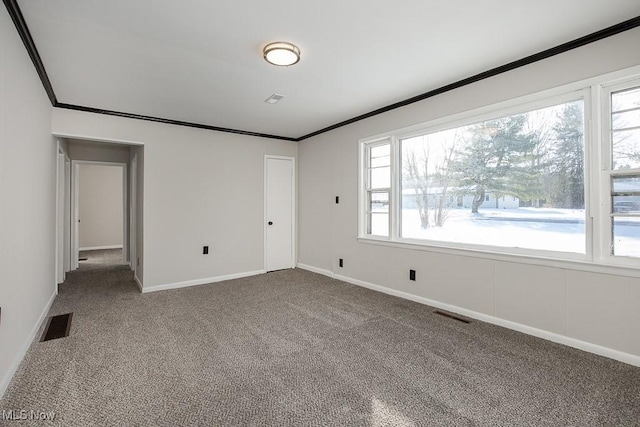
[
  {"x1": 79, "y1": 245, "x2": 123, "y2": 251},
  {"x1": 142, "y1": 269, "x2": 266, "y2": 294},
  {"x1": 327, "y1": 272, "x2": 640, "y2": 367},
  {"x1": 0, "y1": 290, "x2": 57, "y2": 398},
  {"x1": 296, "y1": 263, "x2": 334, "y2": 278}
]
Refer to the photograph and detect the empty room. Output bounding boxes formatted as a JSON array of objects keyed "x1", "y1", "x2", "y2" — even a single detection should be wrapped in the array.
[{"x1": 1, "y1": 1, "x2": 640, "y2": 425}]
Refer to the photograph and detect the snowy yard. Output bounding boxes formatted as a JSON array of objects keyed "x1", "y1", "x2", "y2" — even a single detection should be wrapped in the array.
[{"x1": 372, "y1": 206, "x2": 640, "y2": 257}]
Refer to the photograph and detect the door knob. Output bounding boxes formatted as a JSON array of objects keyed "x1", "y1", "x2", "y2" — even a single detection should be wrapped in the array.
[{"x1": 268, "y1": 221, "x2": 273, "y2": 225}]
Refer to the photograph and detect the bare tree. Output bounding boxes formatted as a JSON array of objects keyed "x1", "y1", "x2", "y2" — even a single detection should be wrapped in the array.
[
  {"x1": 433, "y1": 142, "x2": 457, "y2": 226},
  {"x1": 404, "y1": 145, "x2": 430, "y2": 228},
  {"x1": 404, "y1": 136, "x2": 459, "y2": 228}
]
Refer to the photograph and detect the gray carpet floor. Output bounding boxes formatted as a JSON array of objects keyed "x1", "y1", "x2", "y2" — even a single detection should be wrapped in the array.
[
  {"x1": 1, "y1": 263, "x2": 639, "y2": 426},
  {"x1": 77, "y1": 248, "x2": 125, "y2": 271}
]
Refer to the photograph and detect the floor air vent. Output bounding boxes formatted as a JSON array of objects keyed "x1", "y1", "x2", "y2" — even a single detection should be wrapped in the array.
[
  {"x1": 434, "y1": 310, "x2": 470, "y2": 324},
  {"x1": 41, "y1": 313, "x2": 73, "y2": 342}
]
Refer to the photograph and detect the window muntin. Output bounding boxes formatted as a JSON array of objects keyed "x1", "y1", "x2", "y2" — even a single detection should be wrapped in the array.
[{"x1": 398, "y1": 99, "x2": 586, "y2": 253}]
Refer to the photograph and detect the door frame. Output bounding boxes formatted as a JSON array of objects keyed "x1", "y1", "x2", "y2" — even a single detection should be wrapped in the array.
[
  {"x1": 71, "y1": 160, "x2": 128, "y2": 269},
  {"x1": 129, "y1": 152, "x2": 137, "y2": 274},
  {"x1": 264, "y1": 155, "x2": 296, "y2": 271},
  {"x1": 55, "y1": 144, "x2": 71, "y2": 287},
  {"x1": 64, "y1": 154, "x2": 71, "y2": 274}
]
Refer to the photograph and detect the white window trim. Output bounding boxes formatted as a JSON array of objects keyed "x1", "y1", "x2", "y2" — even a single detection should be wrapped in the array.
[
  {"x1": 599, "y1": 78, "x2": 640, "y2": 269},
  {"x1": 358, "y1": 65, "x2": 640, "y2": 274},
  {"x1": 359, "y1": 137, "x2": 393, "y2": 239}
]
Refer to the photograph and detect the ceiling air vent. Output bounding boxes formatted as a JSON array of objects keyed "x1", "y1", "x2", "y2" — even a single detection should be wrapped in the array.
[{"x1": 264, "y1": 93, "x2": 285, "y2": 104}]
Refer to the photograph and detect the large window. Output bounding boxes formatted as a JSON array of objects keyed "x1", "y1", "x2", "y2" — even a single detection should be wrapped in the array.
[
  {"x1": 359, "y1": 74, "x2": 640, "y2": 267},
  {"x1": 400, "y1": 99, "x2": 585, "y2": 253}
]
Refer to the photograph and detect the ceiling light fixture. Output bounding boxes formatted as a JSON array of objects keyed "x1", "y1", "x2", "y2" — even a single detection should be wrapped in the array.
[{"x1": 263, "y1": 42, "x2": 300, "y2": 66}]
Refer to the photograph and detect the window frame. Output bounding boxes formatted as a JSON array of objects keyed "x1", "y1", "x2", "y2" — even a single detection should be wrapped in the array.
[
  {"x1": 599, "y1": 78, "x2": 640, "y2": 268},
  {"x1": 360, "y1": 138, "x2": 393, "y2": 239},
  {"x1": 358, "y1": 67, "x2": 640, "y2": 272}
]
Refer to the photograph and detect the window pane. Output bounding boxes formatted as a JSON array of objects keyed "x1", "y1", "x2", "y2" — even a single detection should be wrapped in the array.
[
  {"x1": 612, "y1": 87, "x2": 640, "y2": 113},
  {"x1": 371, "y1": 155, "x2": 390, "y2": 168},
  {"x1": 369, "y1": 213, "x2": 389, "y2": 236},
  {"x1": 613, "y1": 217, "x2": 640, "y2": 258},
  {"x1": 371, "y1": 144, "x2": 390, "y2": 158},
  {"x1": 612, "y1": 175, "x2": 640, "y2": 195},
  {"x1": 367, "y1": 192, "x2": 389, "y2": 236},
  {"x1": 368, "y1": 191, "x2": 389, "y2": 212},
  {"x1": 612, "y1": 109, "x2": 640, "y2": 130},
  {"x1": 612, "y1": 176, "x2": 640, "y2": 214},
  {"x1": 611, "y1": 86, "x2": 640, "y2": 170},
  {"x1": 613, "y1": 196, "x2": 640, "y2": 214},
  {"x1": 400, "y1": 100, "x2": 585, "y2": 253},
  {"x1": 370, "y1": 166, "x2": 390, "y2": 189},
  {"x1": 612, "y1": 129, "x2": 640, "y2": 170}
]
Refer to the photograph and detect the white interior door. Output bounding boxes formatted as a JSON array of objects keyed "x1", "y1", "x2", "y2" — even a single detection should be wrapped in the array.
[{"x1": 265, "y1": 156, "x2": 295, "y2": 272}]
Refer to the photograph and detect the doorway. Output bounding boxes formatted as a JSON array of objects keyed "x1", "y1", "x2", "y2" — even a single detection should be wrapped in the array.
[
  {"x1": 264, "y1": 156, "x2": 295, "y2": 272},
  {"x1": 55, "y1": 138, "x2": 144, "y2": 291},
  {"x1": 71, "y1": 161, "x2": 128, "y2": 270}
]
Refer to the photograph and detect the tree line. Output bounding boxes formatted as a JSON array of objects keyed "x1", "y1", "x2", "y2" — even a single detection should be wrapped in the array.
[{"x1": 403, "y1": 101, "x2": 585, "y2": 228}]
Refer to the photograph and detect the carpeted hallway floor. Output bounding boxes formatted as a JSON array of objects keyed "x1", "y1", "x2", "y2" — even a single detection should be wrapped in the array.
[
  {"x1": 1, "y1": 262, "x2": 639, "y2": 426},
  {"x1": 77, "y1": 248, "x2": 125, "y2": 271}
]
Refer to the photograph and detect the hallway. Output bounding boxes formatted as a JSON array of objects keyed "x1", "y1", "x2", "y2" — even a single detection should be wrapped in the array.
[{"x1": 77, "y1": 248, "x2": 126, "y2": 272}]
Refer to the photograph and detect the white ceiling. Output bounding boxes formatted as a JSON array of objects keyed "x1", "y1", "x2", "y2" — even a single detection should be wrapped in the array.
[{"x1": 16, "y1": 0, "x2": 640, "y2": 139}]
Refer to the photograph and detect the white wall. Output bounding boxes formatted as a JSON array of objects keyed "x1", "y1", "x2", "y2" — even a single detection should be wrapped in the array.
[
  {"x1": 69, "y1": 139, "x2": 131, "y2": 164},
  {"x1": 298, "y1": 27, "x2": 640, "y2": 364},
  {"x1": 78, "y1": 164, "x2": 124, "y2": 249},
  {"x1": 0, "y1": 7, "x2": 56, "y2": 397},
  {"x1": 52, "y1": 109, "x2": 298, "y2": 291}
]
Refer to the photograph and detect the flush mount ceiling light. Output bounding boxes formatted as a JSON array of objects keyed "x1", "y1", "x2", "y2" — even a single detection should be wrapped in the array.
[{"x1": 263, "y1": 42, "x2": 300, "y2": 66}]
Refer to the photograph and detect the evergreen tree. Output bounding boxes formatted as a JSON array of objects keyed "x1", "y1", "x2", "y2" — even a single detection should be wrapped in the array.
[
  {"x1": 549, "y1": 102, "x2": 584, "y2": 209},
  {"x1": 453, "y1": 115, "x2": 533, "y2": 213}
]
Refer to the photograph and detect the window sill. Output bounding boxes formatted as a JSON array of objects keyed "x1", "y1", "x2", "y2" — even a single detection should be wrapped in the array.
[{"x1": 357, "y1": 236, "x2": 640, "y2": 279}]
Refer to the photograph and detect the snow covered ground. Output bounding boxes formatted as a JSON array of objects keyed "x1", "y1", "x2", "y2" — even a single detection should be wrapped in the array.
[{"x1": 374, "y1": 207, "x2": 640, "y2": 257}]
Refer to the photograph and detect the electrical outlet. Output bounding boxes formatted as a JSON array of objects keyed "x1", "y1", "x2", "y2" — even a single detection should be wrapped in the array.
[
  {"x1": 409, "y1": 269, "x2": 416, "y2": 281},
  {"x1": 203, "y1": 246, "x2": 209, "y2": 255},
  {"x1": 335, "y1": 196, "x2": 340, "y2": 204},
  {"x1": 339, "y1": 258, "x2": 343, "y2": 268}
]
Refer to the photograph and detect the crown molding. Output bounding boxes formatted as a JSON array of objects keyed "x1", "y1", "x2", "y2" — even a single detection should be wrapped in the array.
[
  {"x1": 56, "y1": 104, "x2": 298, "y2": 142},
  {"x1": 3, "y1": 0, "x2": 56, "y2": 105},
  {"x1": 297, "y1": 15, "x2": 640, "y2": 141},
  {"x1": 4, "y1": 0, "x2": 639, "y2": 142}
]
